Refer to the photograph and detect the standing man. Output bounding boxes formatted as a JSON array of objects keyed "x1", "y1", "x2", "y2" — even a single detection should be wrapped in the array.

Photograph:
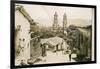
[
  {"x1": 69, "y1": 49, "x2": 72, "y2": 61},
  {"x1": 41, "y1": 43, "x2": 46, "y2": 62}
]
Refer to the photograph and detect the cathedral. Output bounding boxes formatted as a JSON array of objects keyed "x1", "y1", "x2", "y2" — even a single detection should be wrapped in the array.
[{"x1": 52, "y1": 12, "x2": 67, "y2": 34}]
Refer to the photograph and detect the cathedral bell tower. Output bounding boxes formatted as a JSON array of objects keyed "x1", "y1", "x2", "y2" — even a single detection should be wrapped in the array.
[
  {"x1": 52, "y1": 12, "x2": 59, "y2": 32},
  {"x1": 63, "y1": 13, "x2": 67, "y2": 34}
]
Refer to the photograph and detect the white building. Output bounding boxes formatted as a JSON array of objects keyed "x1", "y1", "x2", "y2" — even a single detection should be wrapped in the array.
[{"x1": 15, "y1": 5, "x2": 34, "y2": 65}]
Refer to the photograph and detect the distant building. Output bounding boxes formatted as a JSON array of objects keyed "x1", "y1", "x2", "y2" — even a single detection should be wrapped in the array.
[{"x1": 52, "y1": 12, "x2": 59, "y2": 33}]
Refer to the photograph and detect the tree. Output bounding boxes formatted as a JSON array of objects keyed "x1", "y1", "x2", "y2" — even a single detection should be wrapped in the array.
[{"x1": 66, "y1": 25, "x2": 79, "y2": 50}]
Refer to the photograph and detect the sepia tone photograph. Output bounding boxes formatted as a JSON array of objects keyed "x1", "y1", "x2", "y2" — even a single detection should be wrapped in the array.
[{"x1": 11, "y1": 1, "x2": 96, "y2": 68}]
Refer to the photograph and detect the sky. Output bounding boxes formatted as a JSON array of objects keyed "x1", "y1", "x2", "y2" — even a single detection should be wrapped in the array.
[{"x1": 16, "y1": 3, "x2": 94, "y2": 27}]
